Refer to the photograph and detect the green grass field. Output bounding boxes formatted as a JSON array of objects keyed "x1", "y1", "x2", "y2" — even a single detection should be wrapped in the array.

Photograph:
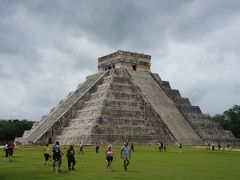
[{"x1": 0, "y1": 145, "x2": 240, "y2": 180}]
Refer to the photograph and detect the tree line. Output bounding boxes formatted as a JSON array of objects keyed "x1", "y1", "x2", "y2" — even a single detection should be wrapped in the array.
[
  {"x1": 0, "y1": 105, "x2": 239, "y2": 145},
  {"x1": 211, "y1": 105, "x2": 240, "y2": 138},
  {"x1": 0, "y1": 119, "x2": 34, "y2": 144}
]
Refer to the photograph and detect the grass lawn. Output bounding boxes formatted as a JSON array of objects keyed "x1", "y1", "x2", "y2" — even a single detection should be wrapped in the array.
[{"x1": 0, "y1": 145, "x2": 240, "y2": 180}]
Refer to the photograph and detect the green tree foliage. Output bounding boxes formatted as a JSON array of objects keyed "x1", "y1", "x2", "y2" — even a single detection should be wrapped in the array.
[
  {"x1": 0, "y1": 119, "x2": 34, "y2": 144},
  {"x1": 211, "y1": 105, "x2": 240, "y2": 138}
]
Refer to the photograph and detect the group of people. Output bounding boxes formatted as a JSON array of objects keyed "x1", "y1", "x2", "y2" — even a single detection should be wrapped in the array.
[
  {"x1": 158, "y1": 142, "x2": 167, "y2": 152},
  {"x1": 42, "y1": 141, "x2": 132, "y2": 174},
  {"x1": 105, "y1": 142, "x2": 131, "y2": 171},
  {"x1": 43, "y1": 142, "x2": 75, "y2": 174},
  {"x1": 4, "y1": 141, "x2": 15, "y2": 161},
  {"x1": 205, "y1": 141, "x2": 235, "y2": 151}
]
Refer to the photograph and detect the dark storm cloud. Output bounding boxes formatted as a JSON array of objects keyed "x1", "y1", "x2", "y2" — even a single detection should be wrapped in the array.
[{"x1": 0, "y1": 0, "x2": 240, "y2": 120}]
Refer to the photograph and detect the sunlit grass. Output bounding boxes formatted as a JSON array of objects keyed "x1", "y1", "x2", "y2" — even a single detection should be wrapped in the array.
[{"x1": 0, "y1": 145, "x2": 240, "y2": 180}]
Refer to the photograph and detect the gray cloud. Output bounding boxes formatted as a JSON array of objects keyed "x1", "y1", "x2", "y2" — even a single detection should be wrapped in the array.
[{"x1": 0, "y1": 0, "x2": 240, "y2": 120}]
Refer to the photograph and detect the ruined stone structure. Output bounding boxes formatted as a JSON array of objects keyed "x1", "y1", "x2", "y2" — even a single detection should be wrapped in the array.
[{"x1": 16, "y1": 51, "x2": 236, "y2": 145}]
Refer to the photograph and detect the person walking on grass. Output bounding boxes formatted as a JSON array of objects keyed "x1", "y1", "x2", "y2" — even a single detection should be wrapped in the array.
[
  {"x1": 43, "y1": 143, "x2": 51, "y2": 165},
  {"x1": 52, "y1": 141, "x2": 64, "y2": 174},
  {"x1": 96, "y1": 143, "x2": 100, "y2": 154},
  {"x1": 130, "y1": 143, "x2": 134, "y2": 152},
  {"x1": 67, "y1": 145, "x2": 76, "y2": 170},
  {"x1": 179, "y1": 143, "x2": 183, "y2": 153},
  {"x1": 7, "y1": 141, "x2": 15, "y2": 162},
  {"x1": 4, "y1": 142, "x2": 8, "y2": 157},
  {"x1": 78, "y1": 142, "x2": 84, "y2": 155},
  {"x1": 120, "y1": 142, "x2": 131, "y2": 171},
  {"x1": 106, "y1": 144, "x2": 115, "y2": 171}
]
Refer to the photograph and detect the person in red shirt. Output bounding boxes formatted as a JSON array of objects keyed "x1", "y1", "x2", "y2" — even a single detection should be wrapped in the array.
[{"x1": 7, "y1": 140, "x2": 15, "y2": 162}]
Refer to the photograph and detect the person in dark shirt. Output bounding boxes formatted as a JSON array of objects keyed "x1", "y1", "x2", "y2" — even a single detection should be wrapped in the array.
[
  {"x1": 130, "y1": 143, "x2": 134, "y2": 152},
  {"x1": 179, "y1": 143, "x2": 183, "y2": 153},
  {"x1": 96, "y1": 143, "x2": 100, "y2": 154},
  {"x1": 7, "y1": 141, "x2": 15, "y2": 161},
  {"x1": 52, "y1": 141, "x2": 64, "y2": 174},
  {"x1": 67, "y1": 145, "x2": 76, "y2": 170}
]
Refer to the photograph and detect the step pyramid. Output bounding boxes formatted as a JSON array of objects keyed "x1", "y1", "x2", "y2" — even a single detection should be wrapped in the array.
[{"x1": 16, "y1": 50, "x2": 236, "y2": 145}]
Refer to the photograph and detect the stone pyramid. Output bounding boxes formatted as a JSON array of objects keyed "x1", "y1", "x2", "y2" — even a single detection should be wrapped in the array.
[{"x1": 16, "y1": 51, "x2": 236, "y2": 145}]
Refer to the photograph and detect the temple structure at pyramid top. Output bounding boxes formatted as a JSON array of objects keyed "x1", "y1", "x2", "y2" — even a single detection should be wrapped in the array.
[
  {"x1": 16, "y1": 50, "x2": 237, "y2": 145},
  {"x1": 98, "y1": 50, "x2": 151, "y2": 72}
]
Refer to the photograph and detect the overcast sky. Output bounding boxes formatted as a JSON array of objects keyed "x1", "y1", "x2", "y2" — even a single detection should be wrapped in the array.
[{"x1": 0, "y1": 0, "x2": 240, "y2": 121}]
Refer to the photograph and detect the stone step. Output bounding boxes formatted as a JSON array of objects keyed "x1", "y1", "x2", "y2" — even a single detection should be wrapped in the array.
[
  {"x1": 21, "y1": 72, "x2": 107, "y2": 144},
  {"x1": 176, "y1": 104, "x2": 202, "y2": 114},
  {"x1": 129, "y1": 70, "x2": 203, "y2": 145},
  {"x1": 184, "y1": 112, "x2": 211, "y2": 119},
  {"x1": 97, "y1": 83, "x2": 136, "y2": 92},
  {"x1": 170, "y1": 97, "x2": 191, "y2": 106}
]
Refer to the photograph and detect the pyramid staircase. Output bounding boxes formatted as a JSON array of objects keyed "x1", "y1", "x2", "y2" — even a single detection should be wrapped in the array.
[
  {"x1": 54, "y1": 69, "x2": 175, "y2": 145},
  {"x1": 128, "y1": 71, "x2": 203, "y2": 145},
  {"x1": 17, "y1": 71, "x2": 107, "y2": 144}
]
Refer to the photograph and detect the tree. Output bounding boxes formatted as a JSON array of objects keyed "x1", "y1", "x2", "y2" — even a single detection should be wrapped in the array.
[
  {"x1": 0, "y1": 119, "x2": 34, "y2": 144},
  {"x1": 211, "y1": 105, "x2": 240, "y2": 138}
]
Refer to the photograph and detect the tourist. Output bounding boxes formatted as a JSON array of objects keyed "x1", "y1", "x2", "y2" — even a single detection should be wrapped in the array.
[
  {"x1": 43, "y1": 143, "x2": 51, "y2": 165},
  {"x1": 211, "y1": 142, "x2": 215, "y2": 151},
  {"x1": 179, "y1": 143, "x2": 183, "y2": 153},
  {"x1": 164, "y1": 143, "x2": 167, "y2": 151},
  {"x1": 158, "y1": 142, "x2": 161, "y2": 152},
  {"x1": 67, "y1": 145, "x2": 76, "y2": 170},
  {"x1": 158, "y1": 142, "x2": 164, "y2": 152},
  {"x1": 207, "y1": 142, "x2": 211, "y2": 150},
  {"x1": 160, "y1": 142, "x2": 164, "y2": 152},
  {"x1": 229, "y1": 143, "x2": 232, "y2": 150},
  {"x1": 7, "y1": 140, "x2": 15, "y2": 161},
  {"x1": 96, "y1": 143, "x2": 100, "y2": 154},
  {"x1": 52, "y1": 141, "x2": 64, "y2": 174},
  {"x1": 205, "y1": 142, "x2": 208, "y2": 150},
  {"x1": 78, "y1": 142, "x2": 84, "y2": 155},
  {"x1": 130, "y1": 143, "x2": 134, "y2": 152},
  {"x1": 120, "y1": 142, "x2": 131, "y2": 171},
  {"x1": 4, "y1": 142, "x2": 8, "y2": 157},
  {"x1": 222, "y1": 143, "x2": 225, "y2": 150},
  {"x1": 106, "y1": 144, "x2": 115, "y2": 171}
]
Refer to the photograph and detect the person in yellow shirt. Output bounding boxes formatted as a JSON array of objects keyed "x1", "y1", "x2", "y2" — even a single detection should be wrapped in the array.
[{"x1": 43, "y1": 143, "x2": 51, "y2": 165}]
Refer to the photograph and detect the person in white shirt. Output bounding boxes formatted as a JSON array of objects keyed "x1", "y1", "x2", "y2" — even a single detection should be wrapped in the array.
[
  {"x1": 4, "y1": 143, "x2": 8, "y2": 157},
  {"x1": 120, "y1": 142, "x2": 131, "y2": 171}
]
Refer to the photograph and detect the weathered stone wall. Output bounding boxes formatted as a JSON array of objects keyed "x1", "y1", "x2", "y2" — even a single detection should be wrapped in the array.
[
  {"x1": 18, "y1": 72, "x2": 107, "y2": 145},
  {"x1": 151, "y1": 73, "x2": 236, "y2": 143},
  {"x1": 98, "y1": 50, "x2": 151, "y2": 72},
  {"x1": 54, "y1": 69, "x2": 175, "y2": 145},
  {"x1": 128, "y1": 70, "x2": 203, "y2": 145}
]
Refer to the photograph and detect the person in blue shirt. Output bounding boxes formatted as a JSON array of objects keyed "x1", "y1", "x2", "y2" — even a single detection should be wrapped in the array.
[
  {"x1": 52, "y1": 141, "x2": 64, "y2": 174},
  {"x1": 67, "y1": 145, "x2": 76, "y2": 170}
]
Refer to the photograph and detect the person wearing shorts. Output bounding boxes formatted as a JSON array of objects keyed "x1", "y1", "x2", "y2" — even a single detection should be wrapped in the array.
[
  {"x1": 120, "y1": 142, "x2": 131, "y2": 171},
  {"x1": 106, "y1": 144, "x2": 114, "y2": 171},
  {"x1": 43, "y1": 143, "x2": 51, "y2": 165}
]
